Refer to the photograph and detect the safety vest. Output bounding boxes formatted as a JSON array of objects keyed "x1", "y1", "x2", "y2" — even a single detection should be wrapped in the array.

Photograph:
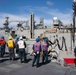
[
  {"x1": 17, "y1": 40, "x2": 25, "y2": 49},
  {"x1": 42, "y1": 42, "x2": 48, "y2": 51},
  {"x1": 0, "y1": 38, "x2": 5, "y2": 45},
  {"x1": 7, "y1": 40, "x2": 14, "y2": 48},
  {"x1": 34, "y1": 42, "x2": 40, "y2": 52}
]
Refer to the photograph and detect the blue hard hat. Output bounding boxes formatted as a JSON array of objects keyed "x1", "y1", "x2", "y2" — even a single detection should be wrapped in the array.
[
  {"x1": 16, "y1": 36, "x2": 19, "y2": 40},
  {"x1": 44, "y1": 38, "x2": 48, "y2": 42},
  {"x1": 36, "y1": 38, "x2": 40, "y2": 42},
  {"x1": 1, "y1": 36, "x2": 4, "y2": 39}
]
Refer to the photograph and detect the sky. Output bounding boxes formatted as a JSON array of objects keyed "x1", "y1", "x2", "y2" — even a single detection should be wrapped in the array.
[{"x1": 0, "y1": 0, "x2": 73, "y2": 27}]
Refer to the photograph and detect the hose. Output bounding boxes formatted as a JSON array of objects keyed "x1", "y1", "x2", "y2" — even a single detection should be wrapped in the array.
[{"x1": 48, "y1": 36, "x2": 67, "y2": 51}]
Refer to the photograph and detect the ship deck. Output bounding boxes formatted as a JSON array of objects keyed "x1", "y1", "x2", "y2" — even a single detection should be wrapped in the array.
[{"x1": 0, "y1": 54, "x2": 76, "y2": 75}]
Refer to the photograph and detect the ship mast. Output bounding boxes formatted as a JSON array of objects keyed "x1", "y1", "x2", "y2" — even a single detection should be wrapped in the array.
[
  {"x1": 73, "y1": 0, "x2": 76, "y2": 47},
  {"x1": 30, "y1": 12, "x2": 35, "y2": 39}
]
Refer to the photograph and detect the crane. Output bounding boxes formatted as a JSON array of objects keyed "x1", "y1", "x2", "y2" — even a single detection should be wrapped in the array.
[
  {"x1": 3, "y1": 16, "x2": 28, "y2": 28},
  {"x1": 9, "y1": 20, "x2": 28, "y2": 27}
]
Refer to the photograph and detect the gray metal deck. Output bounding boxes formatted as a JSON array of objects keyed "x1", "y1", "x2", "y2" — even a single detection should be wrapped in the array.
[
  {"x1": 0, "y1": 30, "x2": 76, "y2": 75},
  {"x1": 0, "y1": 54, "x2": 76, "y2": 75}
]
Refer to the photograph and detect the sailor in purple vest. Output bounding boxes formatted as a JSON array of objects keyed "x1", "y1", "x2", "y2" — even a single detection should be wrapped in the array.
[
  {"x1": 42, "y1": 38, "x2": 49, "y2": 64},
  {"x1": 32, "y1": 38, "x2": 41, "y2": 67}
]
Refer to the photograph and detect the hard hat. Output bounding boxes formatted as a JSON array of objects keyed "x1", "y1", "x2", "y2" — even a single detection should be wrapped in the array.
[
  {"x1": 1, "y1": 36, "x2": 4, "y2": 39},
  {"x1": 9, "y1": 36, "x2": 12, "y2": 40},
  {"x1": 19, "y1": 37, "x2": 23, "y2": 40},
  {"x1": 36, "y1": 38, "x2": 40, "y2": 42},
  {"x1": 44, "y1": 38, "x2": 48, "y2": 42},
  {"x1": 16, "y1": 36, "x2": 19, "y2": 40}
]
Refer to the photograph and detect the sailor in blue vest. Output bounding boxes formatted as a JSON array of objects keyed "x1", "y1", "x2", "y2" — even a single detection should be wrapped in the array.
[
  {"x1": 42, "y1": 38, "x2": 49, "y2": 64},
  {"x1": 15, "y1": 36, "x2": 19, "y2": 54},
  {"x1": 32, "y1": 38, "x2": 41, "y2": 67}
]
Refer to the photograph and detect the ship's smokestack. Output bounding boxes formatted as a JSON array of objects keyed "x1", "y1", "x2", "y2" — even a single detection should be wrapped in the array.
[{"x1": 30, "y1": 12, "x2": 34, "y2": 39}]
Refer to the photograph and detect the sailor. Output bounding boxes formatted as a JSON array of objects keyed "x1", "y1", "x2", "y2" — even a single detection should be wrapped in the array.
[
  {"x1": 41, "y1": 38, "x2": 49, "y2": 64},
  {"x1": 74, "y1": 47, "x2": 76, "y2": 67},
  {"x1": 17, "y1": 36, "x2": 26, "y2": 63},
  {"x1": 32, "y1": 38, "x2": 41, "y2": 67},
  {"x1": 7, "y1": 36, "x2": 15, "y2": 60},
  {"x1": 0, "y1": 36, "x2": 6, "y2": 57},
  {"x1": 15, "y1": 36, "x2": 19, "y2": 54}
]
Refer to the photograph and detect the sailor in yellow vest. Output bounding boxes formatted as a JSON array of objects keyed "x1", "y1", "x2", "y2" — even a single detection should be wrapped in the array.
[{"x1": 7, "y1": 36, "x2": 15, "y2": 60}]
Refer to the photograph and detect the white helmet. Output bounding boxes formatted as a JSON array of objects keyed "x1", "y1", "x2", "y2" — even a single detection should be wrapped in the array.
[{"x1": 19, "y1": 37, "x2": 23, "y2": 40}]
